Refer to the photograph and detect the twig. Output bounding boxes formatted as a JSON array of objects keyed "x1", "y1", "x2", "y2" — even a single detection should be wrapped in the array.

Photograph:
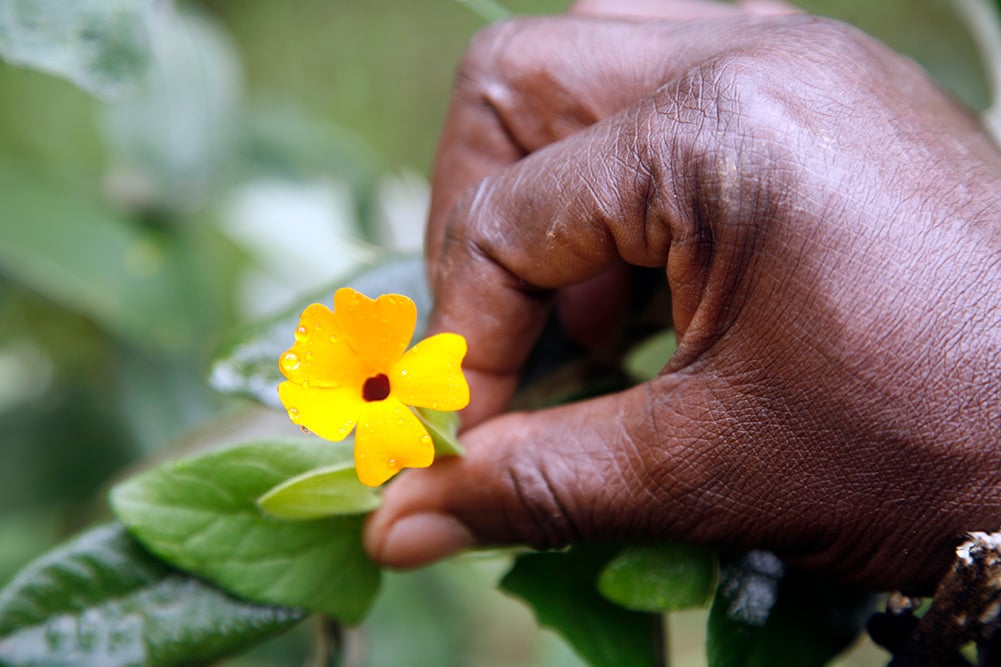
[{"x1": 888, "y1": 532, "x2": 1001, "y2": 666}]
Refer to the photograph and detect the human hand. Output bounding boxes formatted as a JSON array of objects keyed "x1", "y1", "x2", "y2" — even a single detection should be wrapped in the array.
[{"x1": 365, "y1": 0, "x2": 1001, "y2": 592}]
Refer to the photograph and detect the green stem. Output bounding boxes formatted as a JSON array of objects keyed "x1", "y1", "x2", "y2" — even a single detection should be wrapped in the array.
[{"x1": 308, "y1": 614, "x2": 344, "y2": 667}]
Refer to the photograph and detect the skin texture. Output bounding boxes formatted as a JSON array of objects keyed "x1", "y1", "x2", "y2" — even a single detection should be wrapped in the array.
[{"x1": 364, "y1": 0, "x2": 1001, "y2": 593}]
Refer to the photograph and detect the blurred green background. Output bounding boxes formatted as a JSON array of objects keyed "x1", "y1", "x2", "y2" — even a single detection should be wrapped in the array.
[{"x1": 0, "y1": 0, "x2": 992, "y2": 664}]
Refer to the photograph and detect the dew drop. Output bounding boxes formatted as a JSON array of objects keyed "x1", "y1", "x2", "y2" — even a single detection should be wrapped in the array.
[
  {"x1": 399, "y1": 369, "x2": 408, "y2": 376},
  {"x1": 295, "y1": 325, "x2": 308, "y2": 341},
  {"x1": 337, "y1": 426, "x2": 348, "y2": 436},
  {"x1": 281, "y1": 352, "x2": 300, "y2": 372},
  {"x1": 329, "y1": 335, "x2": 338, "y2": 344},
  {"x1": 397, "y1": 418, "x2": 405, "y2": 425},
  {"x1": 388, "y1": 458, "x2": 398, "y2": 468},
  {"x1": 287, "y1": 407, "x2": 300, "y2": 419},
  {"x1": 420, "y1": 435, "x2": 432, "y2": 445}
]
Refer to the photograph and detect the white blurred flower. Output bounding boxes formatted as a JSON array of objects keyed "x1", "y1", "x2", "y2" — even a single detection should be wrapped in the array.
[
  {"x1": 219, "y1": 178, "x2": 376, "y2": 319},
  {"x1": 374, "y1": 169, "x2": 430, "y2": 252}
]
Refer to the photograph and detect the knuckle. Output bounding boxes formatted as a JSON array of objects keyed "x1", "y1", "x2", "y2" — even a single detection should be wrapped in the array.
[
  {"x1": 475, "y1": 436, "x2": 584, "y2": 549},
  {"x1": 455, "y1": 18, "x2": 540, "y2": 98}
]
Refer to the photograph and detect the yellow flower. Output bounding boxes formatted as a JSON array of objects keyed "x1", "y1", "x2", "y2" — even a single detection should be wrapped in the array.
[{"x1": 277, "y1": 288, "x2": 469, "y2": 487}]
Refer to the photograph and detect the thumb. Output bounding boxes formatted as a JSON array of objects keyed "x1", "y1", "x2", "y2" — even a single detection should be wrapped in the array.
[{"x1": 364, "y1": 376, "x2": 733, "y2": 569}]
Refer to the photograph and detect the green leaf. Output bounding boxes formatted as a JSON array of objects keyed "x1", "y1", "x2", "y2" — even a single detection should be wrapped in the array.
[
  {"x1": 500, "y1": 546, "x2": 664, "y2": 667},
  {"x1": 103, "y1": 5, "x2": 240, "y2": 212},
  {"x1": 597, "y1": 543, "x2": 717, "y2": 612},
  {"x1": 623, "y1": 330, "x2": 677, "y2": 383},
  {"x1": 209, "y1": 253, "x2": 430, "y2": 407},
  {"x1": 414, "y1": 406, "x2": 465, "y2": 457},
  {"x1": 706, "y1": 552, "x2": 877, "y2": 667},
  {"x1": 109, "y1": 439, "x2": 382, "y2": 624},
  {"x1": 0, "y1": 0, "x2": 152, "y2": 99},
  {"x1": 0, "y1": 164, "x2": 227, "y2": 350},
  {"x1": 257, "y1": 461, "x2": 382, "y2": 520},
  {"x1": 0, "y1": 523, "x2": 303, "y2": 666}
]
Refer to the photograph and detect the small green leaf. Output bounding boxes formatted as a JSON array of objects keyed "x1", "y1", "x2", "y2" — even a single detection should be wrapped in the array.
[
  {"x1": 414, "y1": 406, "x2": 464, "y2": 457},
  {"x1": 0, "y1": 523, "x2": 303, "y2": 666},
  {"x1": 597, "y1": 543, "x2": 718, "y2": 612},
  {"x1": 623, "y1": 329, "x2": 677, "y2": 383},
  {"x1": 110, "y1": 439, "x2": 381, "y2": 624},
  {"x1": 706, "y1": 551, "x2": 877, "y2": 667},
  {"x1": 0, "y1": 0, "x2": 152, "y2": 99},
  {"x1": 209, "y1": 254, "x2": 430, "y2": 407},
  {"x1": 257, "y1": 461, "x2": 382, "y2": 520},
  {"x1": 501, "y1": 546, "x2": 664, "y2": 667}
]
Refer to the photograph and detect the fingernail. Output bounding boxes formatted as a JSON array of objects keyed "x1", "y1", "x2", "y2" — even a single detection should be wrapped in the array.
[{"x1": 377, "y1": 513, "x2": 476, "y2": 568}]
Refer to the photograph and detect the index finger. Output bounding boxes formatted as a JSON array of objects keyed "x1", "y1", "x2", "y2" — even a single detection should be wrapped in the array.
[
  {"x1": 431, "y1": 15, "x2": 807, "y2": 423},
  {"x1": 426, "y1": 14, "x2": 760, "y2": 270},
  {"x1": 430, "y1": 94, "x2": 697, "y2": 425}
]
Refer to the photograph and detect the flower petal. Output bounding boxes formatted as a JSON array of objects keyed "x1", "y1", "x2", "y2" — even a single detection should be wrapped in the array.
[
  {"x1": 354, "y1": 398, "x2": 433, "y2": 486},
  {"x1": 334, "y1": 288, "x2": 416, "y2": 374},
  {"x1": 390, "y1": 333, "x2": 469, "y2": 411},
  {"x1": 280, "y1": 303, "x2": 366, "y2": 389},
  {"x1": 278, "y1": 381, "x2": 364, "y2": 442}
]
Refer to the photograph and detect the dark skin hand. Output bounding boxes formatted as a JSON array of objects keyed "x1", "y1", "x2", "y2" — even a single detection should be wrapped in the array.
[{"x1": 364, "y1": 0, "x2": 1001, "y2": 593}]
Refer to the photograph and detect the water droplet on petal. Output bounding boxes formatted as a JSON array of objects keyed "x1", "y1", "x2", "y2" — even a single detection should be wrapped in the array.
[
  {"x1": 399, "y1": 369, "x2": 408, "y2": 377},
  {"x1": 287, "y1": 407, "x2": 299, "y2": 419},
  {"x1": 295, "y1": 325, "x2": 308, "y2": 341},
  {"x1": 420, "y1": 435, "x2": 431, "y2": 445},
  {"x1": 388, "y1": 458, "x2": 398, "y2": 468},
  {"x1": 329, "y1": 335, "x2": 338, "y2": 344},
  {"x1": 338, "y1": 426, "x2": 348, "y2": 436},
  {"x1": 281, "y1": 352, "x2": 300, "y2": 372}
]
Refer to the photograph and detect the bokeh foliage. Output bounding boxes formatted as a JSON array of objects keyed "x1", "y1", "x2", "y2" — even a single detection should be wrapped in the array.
[{"x1": 0, "y1": 0, "x2": 996, "y2": 665}]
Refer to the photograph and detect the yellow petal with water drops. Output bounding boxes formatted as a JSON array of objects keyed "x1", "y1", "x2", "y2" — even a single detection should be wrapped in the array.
[
  {"x1": 278, "y1": 381, "x2": 364, "y2": 442},
  {"x1": 280, "y1": 303, "x2": 366, "y2": 389},
  {"x1": 390, "y1": 332, "x2": 469, "y2": 411},
  {"x1": 334, "y1": 288, "x2": 416, "y2": 374},
  {"x1": 354, "y1": 397, "x2": 434, "y2": 486}
]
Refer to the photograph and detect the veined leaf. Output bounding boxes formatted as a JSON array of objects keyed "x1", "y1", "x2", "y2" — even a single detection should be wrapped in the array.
[
  {"x1": 110, "y1": 439, "x2": 381, "y2": 624},
  {"x1": 257, "y1": 461, "x2": 381, "y2": 520},
  {"x1": 0, "y1": 523, "x2": 303, "y2": 667}
]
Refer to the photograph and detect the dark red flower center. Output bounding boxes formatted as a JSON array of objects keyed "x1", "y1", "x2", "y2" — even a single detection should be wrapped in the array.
[{"x1": 362, "y1": 374, "x2": 391, "y2": 402}]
